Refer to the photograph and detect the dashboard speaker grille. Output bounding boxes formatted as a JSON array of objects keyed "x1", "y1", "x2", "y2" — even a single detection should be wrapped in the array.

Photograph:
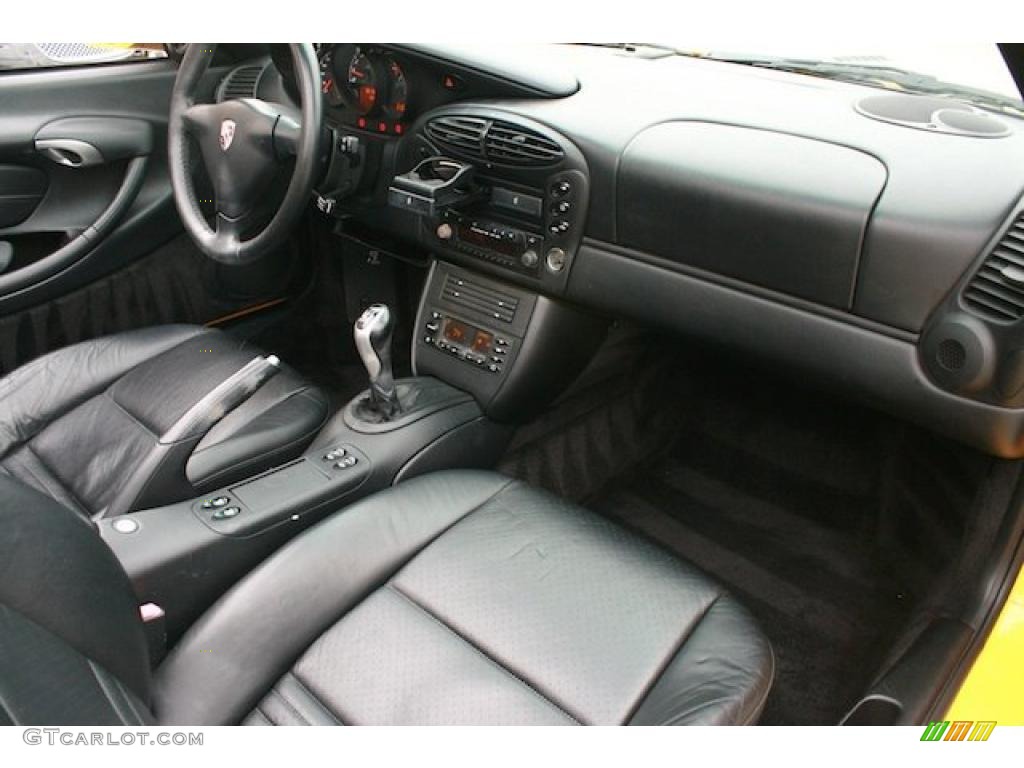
[
  {"x1": 963, "y1": 213, "x2": 1024, "y2": 323},
  {"x1": 442, "y1": 274, "x2": 519, "y2": 324},
  {"x1": 217, "y1": 64, "x2": 267, "y2": 102}
]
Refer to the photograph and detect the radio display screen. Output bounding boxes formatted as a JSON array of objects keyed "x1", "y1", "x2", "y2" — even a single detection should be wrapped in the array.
[
  {"x1": 442, "y1": 317, "x2": 494, "y2": 354},
  {"x1": 458, "y1": 224, "x2": 519, "y2": 257}
]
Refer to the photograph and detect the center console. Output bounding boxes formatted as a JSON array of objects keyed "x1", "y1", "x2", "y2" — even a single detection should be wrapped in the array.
[
  {"x1": 392, "y1": 106, "x2": 591, "y2": 296},
  {"x1": 101, "y1": 109, "x2": 607, "y2": 656}
]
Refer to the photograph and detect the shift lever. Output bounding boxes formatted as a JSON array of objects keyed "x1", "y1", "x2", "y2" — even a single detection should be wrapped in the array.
[{"x1": 354, "y1": 303, "x2": 401, "y2": 419}]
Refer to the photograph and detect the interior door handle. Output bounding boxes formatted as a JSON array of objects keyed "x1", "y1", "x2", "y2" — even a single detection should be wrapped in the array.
[{"x1": 35, "y1": 138, "x2": 105, "y2": 168}]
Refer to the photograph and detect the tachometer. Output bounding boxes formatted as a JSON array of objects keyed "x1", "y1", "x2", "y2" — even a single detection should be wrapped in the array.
[
  {"x1": 346, "y1": 50, "x2": 382, "y2": 115},
  {"x1": 381, "y1": 57, "x2": 409, "y2": 120}
]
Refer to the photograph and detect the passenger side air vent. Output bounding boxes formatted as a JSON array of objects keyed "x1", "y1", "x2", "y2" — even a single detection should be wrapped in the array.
[
  {"x1": 963, "y1": 213, "x2": 1024, "y2": 322},
  {"x1": 217, "y1": 64, "x2": 267, "y2": 102},
  {"x1": 442, "y1": 273, "x2": 519, "y2": 324},
  {"x1": 485, "y1": 121, "x2": 563, "y2": 165},
  {"x1": 425, "y1": 116, "x2": 488, "y2": 157}
]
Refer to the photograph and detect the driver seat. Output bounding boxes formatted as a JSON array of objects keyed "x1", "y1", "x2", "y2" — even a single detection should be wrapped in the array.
[{"x1": 0, "y1": 324, "x2": 328, "y2": 518}]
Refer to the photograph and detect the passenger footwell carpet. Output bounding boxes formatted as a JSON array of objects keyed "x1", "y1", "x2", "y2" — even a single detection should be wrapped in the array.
[
  {"x1": 585, "y1": 442, "x2": 908, "y2": 726},
  {"x1": 498, "y1": 325, "x2": 988, "y2": 725}
]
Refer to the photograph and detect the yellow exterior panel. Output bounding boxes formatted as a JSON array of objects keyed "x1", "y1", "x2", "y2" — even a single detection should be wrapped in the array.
[{"x1": 946, "y1": 564, "x2": 1024, "y2": 725}]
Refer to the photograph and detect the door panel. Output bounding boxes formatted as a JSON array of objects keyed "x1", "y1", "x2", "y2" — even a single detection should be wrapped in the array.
[
  {"x1": 0, "y1": 59, "x2": 240, "y2": 313},
  {"x1": 0, "y1": 164, "x2": 47, "y2": 226}
]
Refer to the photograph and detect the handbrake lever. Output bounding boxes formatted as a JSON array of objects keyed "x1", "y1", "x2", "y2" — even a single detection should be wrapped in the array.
[
  {"x1": 160, "y1": 355, "x2": 281, "y2": 443},
  {"x1": 100, "y1": 354, "x2": 282, "y2": 519}
]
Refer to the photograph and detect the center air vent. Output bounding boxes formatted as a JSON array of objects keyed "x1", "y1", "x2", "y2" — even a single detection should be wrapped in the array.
[
  {"x1": 442, "y1": 273, "x2": 519, "y2": 324},
  {"x1": 425, "y1": 115, "x2": 564, "y2": 167},
  {"x1": 217, "y1": 64, "x2": 267, "y2": 102},
  {"x1": 485, "y1": 121, "x2": 563, "y2": 165},
  {"x1": 963, "y1": 213, "x2": 1024, "y2": 322},
  {"x1": 425, "y1": 116, "x2": 488, "y2": 155}
]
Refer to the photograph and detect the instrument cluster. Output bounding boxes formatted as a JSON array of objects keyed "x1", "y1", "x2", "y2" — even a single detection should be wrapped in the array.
[{"x1": 318, "y1": 44, "x2": 411, "y2": 136}]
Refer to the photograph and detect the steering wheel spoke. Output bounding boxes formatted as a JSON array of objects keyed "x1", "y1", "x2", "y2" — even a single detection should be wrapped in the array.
[
  {"x1": 214, "y1": 211, "x2": 242, "y2": 240},
  {"x1": 272, "y1": 109, "x2": 302, "y2": 159},
  {"x1": 181, "y1": 103, "x2": 218, "y2": 137}
]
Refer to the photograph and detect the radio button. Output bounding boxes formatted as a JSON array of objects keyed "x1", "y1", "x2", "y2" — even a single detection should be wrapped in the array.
[{"x1": 436, "y1": 223, "x2": 454, "y2": 240}]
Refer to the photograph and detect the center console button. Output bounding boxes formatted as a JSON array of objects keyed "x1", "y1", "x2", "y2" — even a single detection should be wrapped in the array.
[
  {"x1": 546, "y1": 248, "x2": 567, "y2": 273},
  {"x1": 212, "y1": 506, "x2": 241, "y2": 520},
  {"x1": 201, "y1": 496, "x2": 230, "y2": 509},
  {"x1": 335, "y1": 455, "x2": 358, "y2": 469}
]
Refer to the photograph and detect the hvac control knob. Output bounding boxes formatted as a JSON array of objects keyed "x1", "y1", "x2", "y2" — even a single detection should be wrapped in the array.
[
  {"x1": 436, "y1": 223, "x2": 453, "y2": 240},
  {"x1": 521, "y1": 249, "x2": 539, "y2": 269}
]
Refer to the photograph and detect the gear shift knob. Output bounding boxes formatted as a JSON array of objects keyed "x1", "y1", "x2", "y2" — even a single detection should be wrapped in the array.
[{"x1": 354, "y1": 303, "x2": 400, "y2": 417}]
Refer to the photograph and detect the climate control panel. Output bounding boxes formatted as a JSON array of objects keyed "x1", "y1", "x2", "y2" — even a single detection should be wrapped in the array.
[{"x1": 422, "y1": 309, "x2": 512, "y2": 375}]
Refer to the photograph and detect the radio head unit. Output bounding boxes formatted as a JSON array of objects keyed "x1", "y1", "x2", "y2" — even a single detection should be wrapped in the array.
[{"x1": 434, "y1": 212, "x2": 545, "y2": 275}]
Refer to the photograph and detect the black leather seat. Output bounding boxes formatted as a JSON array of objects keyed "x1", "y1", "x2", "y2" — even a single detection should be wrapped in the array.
[
  {"x1": 0, "y1": 325, "x2": 327, "y2": 518},
  {"x1": 0, "y1": 471, "x2": 773, "y2": 726}
]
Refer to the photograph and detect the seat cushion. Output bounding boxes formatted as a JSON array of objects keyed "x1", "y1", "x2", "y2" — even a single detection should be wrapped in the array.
[
  {"x1": 0, "y1": 324, "x2": 327, "y2": 517},
  {"x1": 154, "y1": 470, "x2": 774, "y2": 725}
]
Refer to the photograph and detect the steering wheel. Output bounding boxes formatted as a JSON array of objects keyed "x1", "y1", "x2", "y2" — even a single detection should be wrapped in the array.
[{"x1": 168, "y1": 44, "x2": 322, "y2": 265}]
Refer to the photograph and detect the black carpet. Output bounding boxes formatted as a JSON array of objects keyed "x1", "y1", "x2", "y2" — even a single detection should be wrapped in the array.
[{"x1": 498, "y1": 325, "x2": 990, "y2": 725}]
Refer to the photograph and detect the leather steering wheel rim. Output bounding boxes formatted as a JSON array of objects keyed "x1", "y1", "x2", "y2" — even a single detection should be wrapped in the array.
[{"x1": 168, "y1": 44, "x2": 322, "y2": 265}]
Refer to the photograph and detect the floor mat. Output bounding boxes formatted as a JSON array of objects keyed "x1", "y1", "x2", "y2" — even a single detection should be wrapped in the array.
[{"x1": 586, "y1": 437, "x2": 909, "y2": 725}]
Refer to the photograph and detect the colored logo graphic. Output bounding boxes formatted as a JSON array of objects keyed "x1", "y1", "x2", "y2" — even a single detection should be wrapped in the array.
[{"x1": 920, "y1": 721, "x2": 996, "y2": 741}]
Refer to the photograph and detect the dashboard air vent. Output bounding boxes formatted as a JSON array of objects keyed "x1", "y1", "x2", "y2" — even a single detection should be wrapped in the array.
[
  {"x1": 963, "y1": 213, "x2": 1024, "y2": 322},
  {"x1": 485, "y1": 121, "x2": 563, "y2": 165},
  {"x1": 217, "y1": 64, "x2": 266, "y2": 102},
  {"x1": 425, "y1": 116, "x2": 488, "y2": 156},
  {"x1": 425, "y1": 116, "x2": 564, "y2": 166},
  {"x1": 442, "y1": 274, "x2": 519, "y2": 324}
]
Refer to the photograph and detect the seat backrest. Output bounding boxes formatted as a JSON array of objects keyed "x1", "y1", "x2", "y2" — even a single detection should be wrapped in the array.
[{"x1": 0, "y1": 475, "x2": 153, "y2": 724}]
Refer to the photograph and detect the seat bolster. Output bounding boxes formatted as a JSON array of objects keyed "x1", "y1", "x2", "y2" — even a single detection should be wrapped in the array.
[
  {"x1": 0, "y1": 476, "x2": 152, "y2": 704},
  {"x1": 153, "y1": 470, "x2": 515, "y2": 725},
  {"x1": 0, "y1": 325, "x2": 205, "y2": 457},
  {"x1": 628, "y1": 595, "x2": 774, "y2": 726}
]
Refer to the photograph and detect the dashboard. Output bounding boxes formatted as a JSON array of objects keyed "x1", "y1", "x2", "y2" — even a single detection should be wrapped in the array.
[{"x1": 226, "y1": 44, "x2": 1024, "y2": 458}]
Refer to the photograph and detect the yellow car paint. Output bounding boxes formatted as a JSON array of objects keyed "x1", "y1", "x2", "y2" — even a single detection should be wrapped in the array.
[{"x1": 946, "y1": 564, "x2": 1024, "y2": 725}]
